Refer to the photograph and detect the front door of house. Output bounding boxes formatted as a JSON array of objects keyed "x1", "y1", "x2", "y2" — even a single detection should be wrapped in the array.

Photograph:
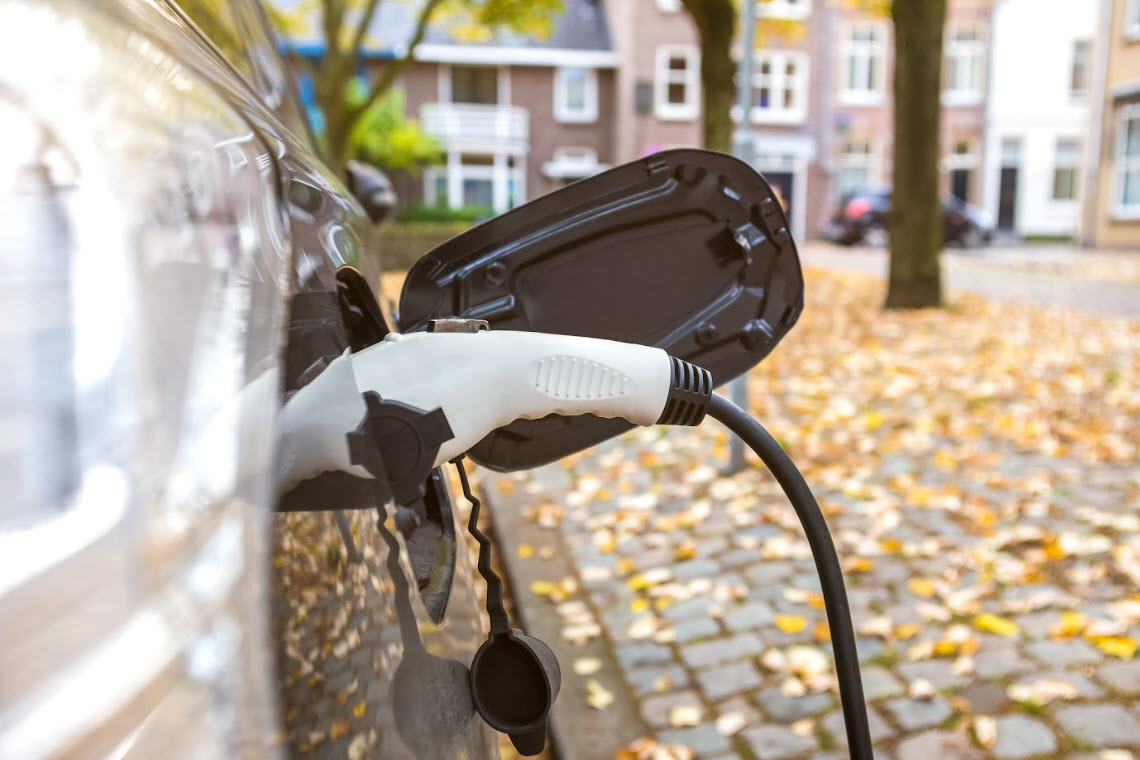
[{"x1": 997, "y1": 137, "x2": 1020, "y2": 232}]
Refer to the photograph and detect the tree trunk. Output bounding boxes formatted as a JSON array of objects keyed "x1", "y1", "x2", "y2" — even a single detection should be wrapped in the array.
[
  {"x1": 886, "y1": 0, "x2": 946, "y2": 309},
  {"x1": 681, "y1": 0, "x2": 736, "y2": 153}
]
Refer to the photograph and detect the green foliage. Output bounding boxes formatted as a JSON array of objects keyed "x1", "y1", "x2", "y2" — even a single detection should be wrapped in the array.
[
  {"x1": 398, "y1": 203, "x2": 494, "y2": 223},
  {"x1": 438, "y1": 0, "x2": 564, "y2": 41},
  {"x1": 346, "y1": 84, "x2": 441, "y2": 172}
]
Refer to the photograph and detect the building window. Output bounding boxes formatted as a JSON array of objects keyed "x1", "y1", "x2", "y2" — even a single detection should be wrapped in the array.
[
  {"x1": 656, "y1": 0, "x2": 681, "y2": 12},
  {"x1": 943, "y1": 26, "x2": 984, "y2": 104},
  {"x1": 554, "y1": 67, "x2": 598, "y2": 123},
  {"x1": 837, "y1": 140, "x2": 876, "y2": 198},
  {"x1": 1115, "y1": 104, "x2": 1140, "y2": 217},
  {"x1": 425, "y1": 152, "x2": 525, "y2": 214},
  {"x1": 1127, "y1": 0, "x2": 1140, "y2": 39},
  {"x1": 655, "y1": 45, "x2": 701, "y2": 120},
  {"x1": 450, "y1": 65, "x2": 499, "y2": 104},
  {"x1": 749, "y1": 50, "x2": 809, "y2": 124},
  {"x1": 839, "y1": 22, "x2": 886, "y2": 106},
  {"x1": 758, "y1": 0, "x2": 811, "y2": 20},
  {"x1": 1070, "y1": 40, "x2": 1091, "y2": 99},
  {"x1": 1051, "y1": 139, "x2": 1080, "y2": 201},
  {"x1": 945, "y1": 139, "x2": 978, "y2": 202}
]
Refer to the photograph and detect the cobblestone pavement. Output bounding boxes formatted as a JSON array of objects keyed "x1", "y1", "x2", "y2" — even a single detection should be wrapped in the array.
[{"x1": 487, "y1": 270, "x2": 1140, "y2": 760}]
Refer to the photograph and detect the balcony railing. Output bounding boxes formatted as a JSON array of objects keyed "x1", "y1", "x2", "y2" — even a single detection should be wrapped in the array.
[{"x1": 420, "y1": 103, "x2": 529, "y2": 152}]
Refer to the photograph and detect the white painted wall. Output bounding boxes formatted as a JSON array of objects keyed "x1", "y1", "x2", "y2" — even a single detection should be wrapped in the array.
[{"x1": 981, "y1": 0, "x2": 1097, "y2": 237}]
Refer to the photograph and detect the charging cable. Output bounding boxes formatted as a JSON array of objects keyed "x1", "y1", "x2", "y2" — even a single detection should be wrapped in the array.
[{"x1": 706, "y1": 393, "x2": 872, "y2": 760}]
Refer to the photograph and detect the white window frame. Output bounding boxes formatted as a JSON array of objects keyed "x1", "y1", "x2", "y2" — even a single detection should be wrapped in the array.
[
  {"x1": 758, "y1": 0, "x2": 811, "y2": 20},
  {"x1": 838, "y1": 21, "x2": 887, "y2": 106},
  {"x1": 943, "y1": 138, "x2": 979, "y2": 171},
  {"x1": 836, "y1": 139, "x2": 879, "y2": 198},
  {"x1": 1114, "y1": 103, "x2": 1140, "y2": 218},
  {"x1": 553, "y1": 66, "x2": 598, "y2": 123},
  {"x1": 748, "y1": 50, "x2": 809, "y2": 124},
  {"x1": 1069, "y1": 39, "x2": 1092, "y2": 100},
  {"x1": 655, "y1": 45, "x2": 701, "y2": 121},
  {"x1": 942, "y1": 25, "x2": 984, "y2": 106},
  {"x1": 656, "y1": 0, "x2": 681, "y2": 12},
  {"x1": 1051, "y1": 137, "x2": 1081, "y2": 202},
  {"x1": 424, "y1": 151, "x2": 526, "y2": 214},
  {"x1": 1127, "y1": 0, "x2": 1140, "y2": 40}
]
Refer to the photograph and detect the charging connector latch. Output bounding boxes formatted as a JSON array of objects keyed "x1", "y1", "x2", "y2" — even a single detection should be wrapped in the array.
[{"x1": 346, "y1": 391, "x2": 455, "y2": 507}]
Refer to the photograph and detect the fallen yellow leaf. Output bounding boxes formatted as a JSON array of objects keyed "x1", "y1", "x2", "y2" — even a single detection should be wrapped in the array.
[
  {"x1": 630, "y1": 598, "x2": 650, "y2": 614},
  {"x1": 517, "y1": 543, "x2": 534, "y2": 559},
  {"x1": 1090, "y1": 636, "x2": 1138, "y2": 660},
  {"x1": 668, "y1": 705, "x2": 702, "y2": 728},
  {"x1": 573, "y1": 657, "x2": 602, "y2": 675},
  {"x1": 973, "y1": 613, "x2": 1019, "y2": 637},
  {"x1": 674, "y1": 542, "x2": 697, "y2": 561},
  {"x1": 895, "y1": 622, "x2": 923, "y2": 640},
  {"x1": 585, "y1": 680, "x2": 614, "y2": 710},
  {"x1": 352, "y1": 700, "x2": 366, "y2": 718},
  {"x1": 908, "y1": 578, "x2": 936, "y2": 598},
  {"x1": 775, "y1": 614, "x2": 807, "y2": 634},
  {"x1": 1048, "y1": 611, "x2": 1088, "y2": 639}
]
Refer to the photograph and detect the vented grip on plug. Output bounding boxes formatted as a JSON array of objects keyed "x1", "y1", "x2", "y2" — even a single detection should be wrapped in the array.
[{"x1": 657, "y1": 356, "x2": 713, "y2": 426}]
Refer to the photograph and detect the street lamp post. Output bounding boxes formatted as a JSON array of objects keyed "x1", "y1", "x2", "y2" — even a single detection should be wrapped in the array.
[{"x1": 727, "y1": 0, "x2": 756, "y2": 475}]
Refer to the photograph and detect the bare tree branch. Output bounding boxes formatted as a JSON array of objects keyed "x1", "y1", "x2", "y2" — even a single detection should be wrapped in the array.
[
  {"x1": 349, "y1": 0, "x2": 447, "y2": 122},
  {"x1": 348, "y1": 0, "x2": 384, "y2": 70},
  {"x1": 322, "y1": 0, "x2": 347, "y2": 59}
]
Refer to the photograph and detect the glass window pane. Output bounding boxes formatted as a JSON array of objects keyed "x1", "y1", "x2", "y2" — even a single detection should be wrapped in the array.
[
  {"x1": 563, "y1": 68, "x2": 587, "y2": 111},
  {"x1": 668, "y1": 82, "x2": 687, "y2": 104},
  {"x1": 463, "y1": 178, "x2": 494, "y2": 208},
  {"x1": 1123, "y1": 170, "x2": 1140, "y2": 205},
  {"x1": 452, "y1": 66, "x2": 498, "y2": 104},
  {"x1": 669, "y1": 56, "x2": 687, "y2": 71},
  {"x1": 1126, "y1": 118, "x2": 1140, "y2": 156}
]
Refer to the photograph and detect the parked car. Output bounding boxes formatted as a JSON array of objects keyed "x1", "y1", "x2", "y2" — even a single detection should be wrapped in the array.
[
  {"x1": 823, "y1": 188, "x2": 994, "y2": 248},
  {"x1": 0, "y1": 1, "x2": 493, "y2": 758}
]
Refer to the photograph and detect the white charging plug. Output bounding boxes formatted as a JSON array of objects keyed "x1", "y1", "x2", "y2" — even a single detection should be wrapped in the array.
[{"x1": 277, "y1": 330, "x2": 710, "y2": 491}]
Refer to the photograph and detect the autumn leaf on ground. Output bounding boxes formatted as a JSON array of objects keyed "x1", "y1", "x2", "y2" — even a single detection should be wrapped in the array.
[
  {"x1": 973, "y1": 613, "x2": 1019, "y2": 637},
  {"x1": 585, "y1": 679, "x2": 614, "y2": 710},
  {"x1": 973, "y1": 716, "x2": 997, "y2": 749},
  {"x1": 1049, "y1": 610, "x2": 1088, "y2": 639},
  {"x1": 668, "y1": 705, "x2": 702, "y2": 728},
  {"x1": 908, "y1": 578, "x2": 937, "y2": 598},
  {"x1": 1090, "y1": 636, "x2": 1138, "y2": 660},
  {"x1": 775, "y1": 614, "x2": 808, "y2": 633}
]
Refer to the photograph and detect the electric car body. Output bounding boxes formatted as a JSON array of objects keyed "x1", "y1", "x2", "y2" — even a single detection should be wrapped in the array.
[{"x1": 0, "y1": 0, "x2": 495, "y2": 757}]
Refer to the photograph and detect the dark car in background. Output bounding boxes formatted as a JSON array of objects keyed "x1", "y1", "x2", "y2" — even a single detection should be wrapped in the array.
[{"x1": 823, "y1": 188, "x2": 994, "y2": 248}]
